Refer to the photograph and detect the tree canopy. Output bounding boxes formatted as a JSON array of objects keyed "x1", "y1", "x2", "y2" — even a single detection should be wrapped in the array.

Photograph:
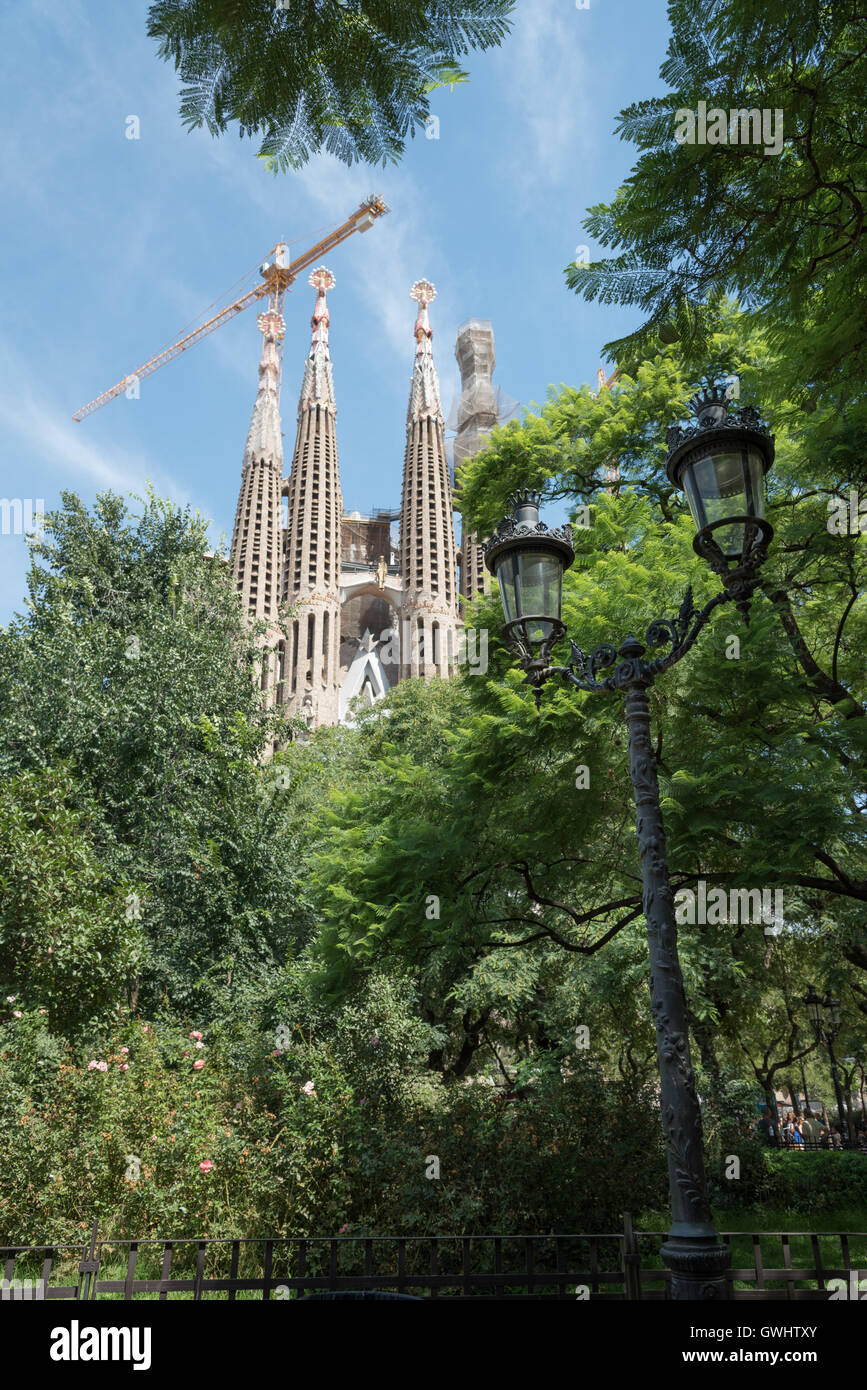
[
  {"x1": 307, "y1": 310, "x2": 866, "y2": 1098},
  {"x1": 147, "y1": 0, "x2": 514, "y2": 170},
  {"x1": 566, "y1": 0, "x2": 867, "y2": 414},
  {"x1": 0, "y1": 490, "x2": 310, "y2": 1022}
]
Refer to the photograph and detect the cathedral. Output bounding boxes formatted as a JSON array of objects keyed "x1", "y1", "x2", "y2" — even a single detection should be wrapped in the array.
[{"x1": 228, "y1": 267, "x2": 503, "y2": 732}]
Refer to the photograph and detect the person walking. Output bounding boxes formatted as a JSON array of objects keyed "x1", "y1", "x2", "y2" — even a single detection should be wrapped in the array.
[{"x1": 758, "y1": 1106, "x2": 776, "y2": 1144}]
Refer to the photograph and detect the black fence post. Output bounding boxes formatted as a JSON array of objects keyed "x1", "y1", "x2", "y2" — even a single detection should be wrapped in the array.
[
  {"x1": 76, "y1": 1221, "x2": 101, "y2": 1301},
  {"x1": 622, "y1": 1213, "x2": 642, "y2": 1302}
]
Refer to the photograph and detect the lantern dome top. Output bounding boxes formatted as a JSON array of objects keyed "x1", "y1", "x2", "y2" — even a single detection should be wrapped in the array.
[
  {"x1": 483, "y1": 493, "x2": 574, "y2": 575},
  {"x1": 665, "y1": 387, "x2": 775, "y2": 487}
]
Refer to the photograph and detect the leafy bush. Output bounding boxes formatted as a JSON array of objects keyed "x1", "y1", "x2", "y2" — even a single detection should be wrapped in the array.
[
  {"x1": 0, "y1": 768, "x2": 142, "y2": 1032},
  {"x1": 0, "y1": 986, "x2": 667, "y2": 1246},
  {"x1": 757, "y1": 1151, "x2": 867, "y2": 1213},
  {"x1": 703, "y1": 1080, "x2": 769, "y2": 1209}
]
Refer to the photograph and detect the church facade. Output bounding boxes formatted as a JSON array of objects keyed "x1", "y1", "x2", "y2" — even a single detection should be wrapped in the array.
[{"x1": 229, "y1": 268, "x2": 497, "y2": 732}]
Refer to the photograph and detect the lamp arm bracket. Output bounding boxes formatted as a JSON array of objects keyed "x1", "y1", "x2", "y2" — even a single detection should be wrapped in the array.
[
  {"x1": 645, "y1": 587, "x2": 731, "y2": 676},
  {"x1": 546, "y1": 584, "x2": 733, "y2": 695},
  {"x1": 554, "y1": 640, "x2": 619, "y2": 692}
]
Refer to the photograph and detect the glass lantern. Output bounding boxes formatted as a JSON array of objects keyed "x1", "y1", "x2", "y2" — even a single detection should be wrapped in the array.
[{"x1": 484, "y1": 493, "x2": 575, "y2": 676}]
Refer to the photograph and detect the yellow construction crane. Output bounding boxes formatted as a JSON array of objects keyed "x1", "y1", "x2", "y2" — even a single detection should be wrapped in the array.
[{"x1": 73, "y1": 195, "x2": 388, "y2": 422}]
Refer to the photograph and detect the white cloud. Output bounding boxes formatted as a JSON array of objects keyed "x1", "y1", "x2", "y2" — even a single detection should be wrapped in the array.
[
  {"x1": 0, "y1": 335, "x2": 184, "y2": 500},
  {"x1": 147, "y1": 268, "x2": 262, "y2": 388},
  {"x1": 492, "y1": 0, "x2": 594, "y2": 188},
  {"x1": 0, "y1": 333, "x2": 196, "y2": 622}
]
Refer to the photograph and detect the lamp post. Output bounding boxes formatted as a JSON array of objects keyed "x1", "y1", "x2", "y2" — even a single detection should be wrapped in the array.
[
  {"x1": 484, "y1": 385, "x2": 775, "y2": 1300},
  {"x1": 804, "y1": 985, "x2": 849, "y2": 1146}
]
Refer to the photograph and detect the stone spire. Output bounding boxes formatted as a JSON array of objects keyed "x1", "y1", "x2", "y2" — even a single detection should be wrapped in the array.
[
  {"x1": 242, "y1": 308, "x2": 284, "y2": 469},
  {"x1": 279, "y1": 267, "x2": 342, "y2": 728},
  {"x1": 229, "y1": 307, "x2": 286, "y2": 705},
  {"x1": 298, "y1": 265, "x2": 336, "y2": 412},
  {"x1": 407, "y1": 279, "x2": 443, "y2": 422},
  {"x1": 453, "y1": 319, "x2": 497, "y2": 604},
  {"x1": 398, "y1": 280, "x2": 460, "y2": 680}
]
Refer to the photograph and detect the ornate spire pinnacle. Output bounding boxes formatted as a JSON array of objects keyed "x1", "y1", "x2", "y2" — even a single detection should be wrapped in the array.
[
  {"x1": 298, "y1": 266, "x2": 336, "y2": 415},
  {"x1": 242, "y1": 308, "x2": 285, "y2": 468},
  {"x1": 399, "y1": 276, "x2": 459, "y2": 678},
  {"x1": 408, "y1": 278, "x2": 442, "y2": 422},
  {"x1": 231, "y1": 308, "x2": 286, "y2": 650}
]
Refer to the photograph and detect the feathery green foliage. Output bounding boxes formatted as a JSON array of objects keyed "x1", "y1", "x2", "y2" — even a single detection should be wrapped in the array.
[
  {"x1": 147, "y1": 0, "x2": 514, "y2": 170},
  {"x1": 566, "y1": 0, "x2": 867, "y2": 409}
]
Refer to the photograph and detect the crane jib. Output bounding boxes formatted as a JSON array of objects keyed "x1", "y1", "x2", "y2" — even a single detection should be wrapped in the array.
[{"x1": 72, "y1": 198, "x2": 387, "y2": 422}]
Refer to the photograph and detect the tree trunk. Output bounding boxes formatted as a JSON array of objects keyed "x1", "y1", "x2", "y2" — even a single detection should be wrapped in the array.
[
  {"x1": 800, "y1": 1061, "x2": 811, "y2": 1115},
  {"x1": 690, "y1": 1011, "x2": 724, "y2": 1104}
]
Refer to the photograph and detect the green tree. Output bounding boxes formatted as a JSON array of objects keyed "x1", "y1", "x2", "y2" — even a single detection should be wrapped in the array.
[
  {"x1": 147, "y1": 0, "x2": 514, "y2": 170},
  {"x1": 0, "y1": 490, "x2": 310, "y2": 1020},
  {"x1": 0, "y1": 767, "x2": 142, "y2": 1033},
  {"x1": 309, "y1": 322, "x2": 866, "y2": 1099},
  {"x1": 566, "y1": 0, "x2": 867, "y2": 410}
]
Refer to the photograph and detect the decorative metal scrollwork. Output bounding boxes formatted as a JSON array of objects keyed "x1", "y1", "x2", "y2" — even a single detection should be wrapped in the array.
[
  {"x1": 565, "y1": 640, "x2": 618, "y2": 690},
  {"x1": 548, "y1": 585, "x2": 731, "y2": 694}
]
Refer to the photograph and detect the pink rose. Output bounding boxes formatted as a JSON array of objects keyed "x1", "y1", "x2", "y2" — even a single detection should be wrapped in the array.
[
  {"x1": 199, "y1": 1160, "x2": 213, "y2": 1173},
  {"x1": 301, "y1": 1081, "x2": 316, "y2": 1096},
  {"x1": 5, "y1": 996, "x2": 16, "y2": 1003},
  {"x1": 338, "y1": 1224, "x2": 349, "y2": 1235},
  {"x1": 13, "y1": 1011, "x2": 22, "y2": 1019},
  {"x1": 195, "y1": 1040, "x2": 204, "y2": 1049},
  {"x1": 120, "y1": 1047, "x2": 129, "y2": 1054},
  {"x1": 193, "y1": 1060, "x2": 205, "y2": 1071},
  {"x1": 38, "y1": 1009, "x2": 47, "y2": 1015},
  {"x1": 120, "y1": 1063, "x2": 129, "y2": 1072},
  {"x1": 190, "y1": 1031, "x2": 203, "y2": 1040}
]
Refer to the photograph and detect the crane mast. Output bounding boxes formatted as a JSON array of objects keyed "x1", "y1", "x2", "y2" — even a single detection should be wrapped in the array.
[{"x1": 73, "y1": 195, "x2": 388, "y2": 422}]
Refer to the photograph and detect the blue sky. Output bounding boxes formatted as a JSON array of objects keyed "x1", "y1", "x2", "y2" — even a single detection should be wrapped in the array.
[{"x1": 0, "y1": 0, "x2": 670, "y2": 624}]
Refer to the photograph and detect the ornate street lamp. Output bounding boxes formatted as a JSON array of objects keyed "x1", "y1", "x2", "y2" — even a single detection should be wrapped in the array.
[
  {"x1": 666, "y1": 387, "x2": 774, "y2": 623},
  {"x1": 804, "y1": 983, "x2": 824, "y2": 1034},
  {"x1": 485, "y1": 386, "x2": 775, "y2": 1300},
  {"x1": 483, "y1": 493, "x2": 574, "y2": 691},
  {"x1": 824, "y1": 992, "x2": 842, "y2": 1032},
  {"x1": 804, "y1": 985, "x2": 849, "y2": 1145}
]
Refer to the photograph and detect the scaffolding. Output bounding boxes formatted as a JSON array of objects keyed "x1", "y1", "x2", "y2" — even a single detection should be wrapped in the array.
[{"x1": 341, "y1": 508, "x2": 400, "y2": 567}]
